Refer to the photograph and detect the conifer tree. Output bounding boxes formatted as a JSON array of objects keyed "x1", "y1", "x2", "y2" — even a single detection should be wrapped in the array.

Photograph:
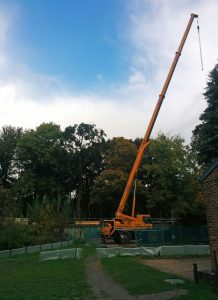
[{"x1": 192, "y1": 63, "x2": 218, "y2": 165}]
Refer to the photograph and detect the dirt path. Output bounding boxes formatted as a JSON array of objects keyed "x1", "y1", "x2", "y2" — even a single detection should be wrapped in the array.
[
  {"x1": 139, "y1": 257, "x2": 211, "y2": 281},
  {"x1": 85, "y1": 255, "x2": 188, "y2": 300}
]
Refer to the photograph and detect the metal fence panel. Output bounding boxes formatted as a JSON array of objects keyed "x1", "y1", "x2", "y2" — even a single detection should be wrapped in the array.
[
  {"x1": 27, "y1": 245, "x2": 40, "y2": 253},
  {"x1": 40, "y1": 250, "x2": 60, "y2": 261},
  {"x1": 40, "y1": 248, "x2": 82, "y2": 261},
  {"x1": 52, "y1": 242, "x2": 62, "y2": 249},
  {"x1": 41, "y1": 243, "x2": 52, "y2": 251},
  {"x1": 11, "y1": 247, "x2": 26, "y2": 256},
  {"x1": 0, "y1": 250, "x2": 10, "y2": 258},
  {"x1": 62, "y1": 241, "x2": 68, "y2": 247},
  {"x1": 185, "y1": 245, "x2": 210, "y2": 255}
]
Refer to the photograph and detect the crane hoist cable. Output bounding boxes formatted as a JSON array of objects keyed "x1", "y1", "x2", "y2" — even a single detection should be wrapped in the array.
[{"x1": 197, "y1": 17, "x2": 204, "y2": 70}]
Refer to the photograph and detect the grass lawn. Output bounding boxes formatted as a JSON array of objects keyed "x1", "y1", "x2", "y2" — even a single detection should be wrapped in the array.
[
  {"x1": 102, "y1": 256, "x2": 216, "y2": 299},
  {"x1": 0, "y1": 246, "x2": 216, "y2": 300},
  {"x1": 0, "y1": 246, "x2": 95, "y2": 300}
]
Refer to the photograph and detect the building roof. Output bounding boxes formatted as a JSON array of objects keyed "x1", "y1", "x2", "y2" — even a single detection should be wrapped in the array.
[{"x1": 200, "y1": 158, "x2": 218, "y2": 182}]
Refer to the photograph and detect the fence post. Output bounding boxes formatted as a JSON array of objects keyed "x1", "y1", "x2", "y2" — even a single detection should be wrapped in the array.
[
  {"x1": 162, "y1": 229, "x2": 165, "y2": 246},
  {"x1": 179, "y1": 226, "x2": 183, "y2": 245},
  {"x1": 193, "y1": 263, "x2": 199, "y2": 284}
]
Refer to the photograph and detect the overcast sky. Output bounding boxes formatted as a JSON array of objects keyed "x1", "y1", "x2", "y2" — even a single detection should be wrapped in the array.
[{"x1": 0, "y1": 0, "x2": 217, "y2": 142}]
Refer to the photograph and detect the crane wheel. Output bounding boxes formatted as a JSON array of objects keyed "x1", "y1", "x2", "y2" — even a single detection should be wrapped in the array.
[{"x1": 113, "y1": 231, "x2": 121, "y2": 243}]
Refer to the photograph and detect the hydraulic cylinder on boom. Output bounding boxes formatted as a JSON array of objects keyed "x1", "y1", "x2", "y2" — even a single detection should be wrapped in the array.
[{"x1": 101, "y1": 13, "x2": 198, "y2": 243}]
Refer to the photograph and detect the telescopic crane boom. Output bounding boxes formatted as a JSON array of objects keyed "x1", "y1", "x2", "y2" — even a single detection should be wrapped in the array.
[
  {"x1": 116, "y1": 13, "x2": 198, "y2": 219},
  {"x1": 101, "y1": 13, "x2": 198, "y2": 243}
]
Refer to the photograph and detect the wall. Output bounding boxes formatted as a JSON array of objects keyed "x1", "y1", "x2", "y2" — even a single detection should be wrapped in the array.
[{"x1": 203, "y1": 165, "x2": 218, "y2": 271}]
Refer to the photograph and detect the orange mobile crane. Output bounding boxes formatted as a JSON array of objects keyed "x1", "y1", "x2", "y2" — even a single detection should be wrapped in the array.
[{"x1": 101, "y1": 13, "x2": 198, "y2": 243}]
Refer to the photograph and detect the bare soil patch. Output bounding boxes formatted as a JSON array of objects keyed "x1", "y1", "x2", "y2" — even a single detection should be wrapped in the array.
[{"x1": 139, "y1": 257, "x2": 211, "y2": 281}]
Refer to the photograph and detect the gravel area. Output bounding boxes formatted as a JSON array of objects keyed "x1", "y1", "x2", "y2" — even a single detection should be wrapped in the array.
[{"x1": 139, "y1": 257, "x2": 211, "y2": 280}]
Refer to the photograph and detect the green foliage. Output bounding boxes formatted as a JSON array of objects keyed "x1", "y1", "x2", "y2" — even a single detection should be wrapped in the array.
[
  {"x1": 90, "y1": 137, "x2": 147, "y2": 217},
  {"x1": 0, "y1": 186, "x2": 15, "y2": 217},
  {"x1": 0, "y1": 120, "x2": 205, "y2": 224},
  {"x1": 15, "y1": 123, "x2": 69, "y2": 213},
  {"x1": 105, "y1": 137, "x2": 137, "y2": 173},
  {"x1": 91, "y1": 134, "x2": 204, "y2": 222},
  {"x1": 90, "y1": 169, "x2": 128, "y2": 217},
  {"x1": 138, "y1": 133, "x2": 204, "y2": 220},
  {"x1": 63, "y1": 123, "x2": 106, "y2": 218},
  {"x1": 27, "y1": 200, "x2": 69, "y2": 244},
  {"x1": 0, "y1": 221, "x2": 34, "y2": 250},
  {"x1": 192, "y1": 63, "x2": 218, "y2": 165},
  {"x1": 0, "y1": 199, "x2": 69, "y2": 250},
  {"x1": 0, "y1": 125, "x2": 22, "y2": 188}
]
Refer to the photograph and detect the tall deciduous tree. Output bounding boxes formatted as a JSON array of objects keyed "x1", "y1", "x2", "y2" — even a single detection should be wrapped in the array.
[
  {"x1": 0, "y1": 126, "x2": 22, "y2": 188},
  {"x1": 138, "y1": 133, "x2": 203, "y2": 221},
  {"x1": 90, "y1": 137, "x2": 147, "y2": 218},
  {"x1": 62, "y1": 123, "x2": 106, "y2": 218},
  {"x1": 16, "y1": 123, "x2": 69, "y2": 214},
  {"x1": 192, "y1": 63, "x2": 218, "y2": 165}
]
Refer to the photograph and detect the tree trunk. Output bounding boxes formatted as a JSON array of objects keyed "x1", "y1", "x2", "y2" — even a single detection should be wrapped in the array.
[{"x1": 77, "y1": 155, "x2": 82, "y2": 218}]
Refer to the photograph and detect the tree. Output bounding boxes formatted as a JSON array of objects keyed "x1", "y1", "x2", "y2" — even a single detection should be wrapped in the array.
[
  {"x1": 62, "y1": 123, "x2": 106, "y2": 218},
  {"x1": 15, "y1": 123, "x2": 69, "y2": 214},
  {"x1": 90, "y1": 137, "x2": 147, "y2": 218},
  {"x1": 105, "y1": 137, "x2": 137, "y2": 173},
  {"x1": 192, "y1": 63, "x2": 218, "y2": 165},
  {"x1": 27, "y1": 199, "x2": 69, "y2": 243},
  {"x1": 90, "y1": 169, "x2": 128, "y2": 217},
  {"x1": 138, "y1": 133, "x2": 204, "y2": 221},
  {"x1": 0, "y1": 186, "x2": 14, "y2": 217},
  {"x1": 0, "y1": 126, "x2": 22, "y2": 188}
]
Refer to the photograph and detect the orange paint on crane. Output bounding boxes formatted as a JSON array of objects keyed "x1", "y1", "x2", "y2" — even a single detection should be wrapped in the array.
[{"x1": 101, "y1": 14, "x2": 198, "y2": 244}]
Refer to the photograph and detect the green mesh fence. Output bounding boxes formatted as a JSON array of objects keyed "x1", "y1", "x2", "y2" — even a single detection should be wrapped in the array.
[
  {"x1": 84, "y1": 226, "x2": 101, "y2": 243},
  {"x1": 71, "y1": 227, "x2": 85, "y2": 241},
  {"x1": 72, "y1": 224, "x2": 208, "y2": 246},
  {"x1": 135, "y1": 225, "x2": 208, "y2": 246},
  {"x1": 135, "y1": 230, "x2": 164, "y2": 246},
  {"x1": 72, "y1": 226, "x2": 101, "y2": 243}
]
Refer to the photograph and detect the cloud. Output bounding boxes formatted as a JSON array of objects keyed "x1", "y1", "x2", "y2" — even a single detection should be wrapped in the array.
[
  {"x1": 0, "y1": 1, "x2": 217, "y2": 143},
  {"x1": 122, "y1": 0, "x2": 218, "y2": 141}
]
